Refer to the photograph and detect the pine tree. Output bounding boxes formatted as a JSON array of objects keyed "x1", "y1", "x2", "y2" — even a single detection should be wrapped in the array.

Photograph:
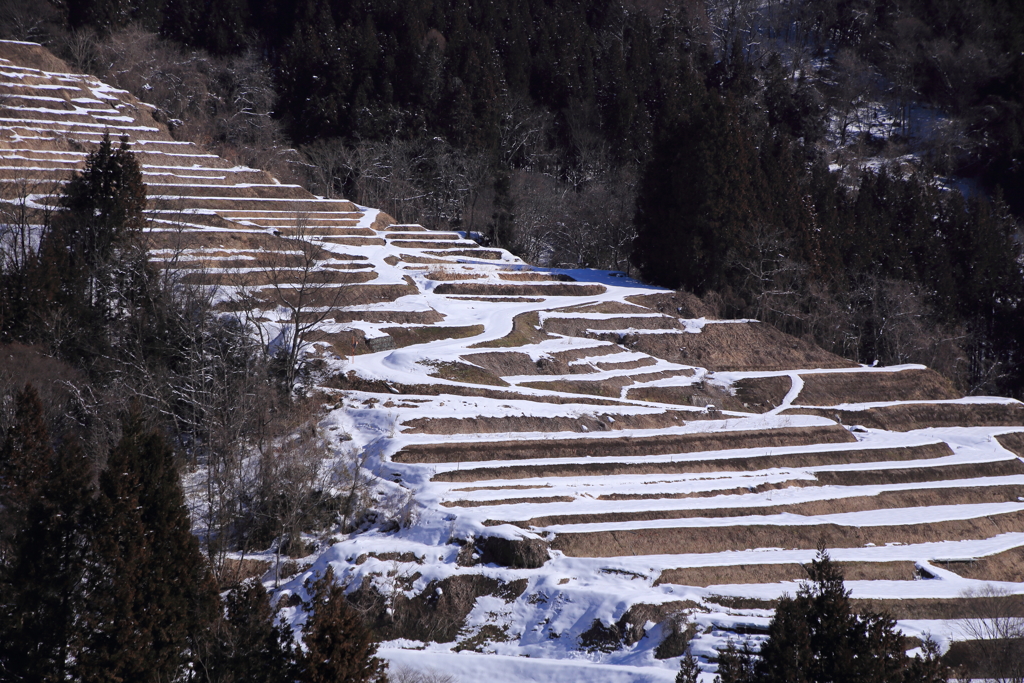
[
  {"x1": 299, "y1": 566, "x2": 387, "y2": 683},
  {"x1": 28, "y1": 133, "x2": 148, "y2": 361},
  {"x1": 748, "y1": 547, "x2": 952, "y2": 683},
  {"x1": 80, "y1": 412, "x2": 218, "y2": 683},
  {"x1": 0, "y1": 438, "x2": 93, "y2": 682},
  {"x1": 0, "y1": 384, "x2": 53, "y2": 545},
  {"x1": 676, "y1": 650, "x2": 701, "y2": 683},
  {"x1": 208, "y1": 579, "x2": 296, "y2": 683}
]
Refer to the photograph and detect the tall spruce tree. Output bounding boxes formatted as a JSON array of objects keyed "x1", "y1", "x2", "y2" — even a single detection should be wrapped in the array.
[
  {"x1": 0, "y1": 438, "x2": 94, "y2": 683},
  {"x1": 205, "y1": 579, "x2": 296, "y2": 683},
  {"x1": 299, "y1": 566, "x2": 387, "y2": 683},
  {"x1": 0, "y1": 384, "x2": 53, "y2": 549},
  {"x1": 747, "y1": 547, "x2": 951, "y2": 683},
  {"x1": 80, "y1": 413, "x2": 218, "y2": 682}
]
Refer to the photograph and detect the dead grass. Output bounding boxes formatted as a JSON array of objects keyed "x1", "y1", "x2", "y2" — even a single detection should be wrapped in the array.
[
  {"x1": 181, "y1": 269, "x2": 376, "y2": 286},
  {"x1": 786, "y1": 402, "x2": 1024, "y2": 430},
  {"x1": 144, "y1": 229, "x2": 298, "y2": 252},
  {"x1": 400, "y1": 424, "x2": 855, "y2": 465},
  {"x1": 433, "y1": 282, "x2": 607, "y2": 296},
  {"x1": 849, "y1": 594, "x2": 1024, "y2": 620},
  {"x1": 403, "y1": 409, "x2": 696, "y2": 435},
  {"x1": 595, "y1": 357, "x2": 659, "y2": 371},
  {"x1": 382, "y1": 324, "x2": 484, "y2": 348},
  {"x1": 498, "y1": 272, "x2": 574, "y2": 282},
  {"x1": 814, "y1": 458, "x2": 1024, "y2": 487},
  {"x1": 391, "y1": 240, "x2": 470, "y2": 249},
  {"x1": 625, "y1": 381, "x2": 742, "y2": 410},
  {"x1": 549, "y1": 509, "x2": 1024, "y2": 558},
  {"x1": 733, "y1": 376, "x2": 792, "y2": 413},
  {"x1": 507, "y1": 483, "x2": 1024, "y2": 529},
  {"x1": 329, "y1": 309, "x2": 444, "y2": 325},
  {"x1": 323, "y1": 371, "x2": 619, "y2": 406},
  {"x1": 470, "y1": 311, "x2": 553, "y2": 348},
  {"x1": 424, "y1": 249, "x2": 505, "y2": 259},
  {"x1": 424, "y1": 360, "x2": 509, "y2": 387},
  {"x1": 935, "y1": 546, "x2": 1024, "y2": 582},
  {"x1": 442, "y1": 495, "x2": 575, "y2": 508},
  {"x1": 434, "y1": 442, "x2": 955, "y2": 483},
  {"x1": 459, "y1": 351, "x2": 553, "y2": 376},
  {"x1": 996, "y1": 432, "x2": 1024, "y2": 457},
  {"x1": 655, "y1": 561, "x2": 920, "y2": 587},
  {"x1": 216, "y1": 558, "x2": 272, "y2": 589},
  {"x1": 321, "y1": 236, "x2": 387, "y2": 246},
  {"x1": 425, "y1": 270, "x2": 486, "y2": 281},
  {"x1": 0, "y1": 41, "x2": 72, "y2": 73},
  {"x1": 543, "y1": 315, "x2": 680, "y2": 338},
  {"x1": 796, "y1": 369, "x2": 961, "y2": 405},
  {"x1": 521, "y1": 369, "x2": 693, "y2": 398},
  {"x1": 621, "y1": 322, "x2": 857, "y2": 372}
]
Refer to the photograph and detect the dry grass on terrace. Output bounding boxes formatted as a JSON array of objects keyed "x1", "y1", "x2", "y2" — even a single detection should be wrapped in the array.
[
  {"x1": 655, "y1": 561, "x2": 921, "y2": 587},
  {"x1": 520, "y1": 372, "x2": 681, "y2": 398},
  {"x1": 470, "y1": 311, "x2": 553, "y2": 348},
  {"x1": 509, "y1": 484, "x2": 1024, "y2": 529},
  {"x1": 434, "y1": 282, "x2": 607, "y2": 296},
  {"x1": 382, "y1": 324, "x2": 484, "y2": 348},
  {"x1": 549, "y1": 509, "x2": 1024, "y2": 558},
  {"x1": 498, "y1": 272, "x2": 575, "y2": 282},
  {"x1": 786, "y1": 402, "x2": 1024, "y2": 431},
  {"x1": 733, "y1": 376, "x2": 792, "y2": 413},
  {"x1": 796, "y1": 368, "x2": 961, "y2": 405},
  {"x1": 399, "y1": 423, "x2": 856, "y2": 465},
  {"x1": 458, "y1": 351, "x2": 569, "y2": 376},
  {"x1": 543, "y1": 316, "x2": 681, "y2": 337},
  {"x1": 706, "y1": 594, "x2": 1024, "y2": 621},
  {"x1": 936, "y1": 546, "x2": 1024, "y2": 582},
  {"x1": 425, "y1": 360, "x2": 509, "y2": 387},
  {"x1": 624, "y1": 322, "x2": 858, "y2": 372},
  {"x1": 425, "y1": 270, "x2": 486, "y2": 280},
  {"x1": 442, "y1": 495, "x2": 575, "y2": 508},
  {"x1": 434, "y1": 442, "x2": 957, "y2": 483},
  {"x1": 402, "y1": 409, "x2": 698, "y2": 435},
  {"x1": 996, "y1": 431, "x2": 1024, "y2": 457}
]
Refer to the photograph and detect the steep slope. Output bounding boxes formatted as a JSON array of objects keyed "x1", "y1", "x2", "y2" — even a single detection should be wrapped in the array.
[{"x1": 2, "y1": 41, "x2": 1023, "y2": 682}]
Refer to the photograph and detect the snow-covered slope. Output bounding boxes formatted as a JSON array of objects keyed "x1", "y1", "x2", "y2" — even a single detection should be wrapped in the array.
[{"x1": 3, "y1": 40, "x2": 1023, "y2": 683}]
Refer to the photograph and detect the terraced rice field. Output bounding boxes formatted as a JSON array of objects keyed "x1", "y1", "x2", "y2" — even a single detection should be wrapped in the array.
[{"x1": 3, "y1": 40, "x2": 1022, "y2": 682}]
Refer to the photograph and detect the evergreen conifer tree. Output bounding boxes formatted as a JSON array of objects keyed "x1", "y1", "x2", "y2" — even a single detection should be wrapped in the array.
[
  {"x1": 746, "y1": 547, "x2": 951, "y2": 683},
  {"x1": 207, "y1": 579, "x2": 296, "y2": 683},
  {"x1": 299, "y1": 566, "x2": 387, "y2": 683},
  {"x1": 81, "y1": 412, "x2": 218, "y2": 682},
  {"x1": 0, "y1": 384, "x2": 53, "y2": 545},
  {"x1": 676, "y1": 650, "x2": 701, "y2": 683},
  {"x1": 0, "y1": 438, "x2": 93, "y2": 682}
]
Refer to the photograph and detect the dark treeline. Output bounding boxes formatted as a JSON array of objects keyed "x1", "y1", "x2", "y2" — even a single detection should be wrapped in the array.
[{"x1": 2, "y1": 0, "x2": 1023, "y2": 396}]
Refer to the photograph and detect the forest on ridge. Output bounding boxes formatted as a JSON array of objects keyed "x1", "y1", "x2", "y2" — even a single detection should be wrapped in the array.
[{"x1": 2, "y1": 0, "x2": 1021, "y2": 397}]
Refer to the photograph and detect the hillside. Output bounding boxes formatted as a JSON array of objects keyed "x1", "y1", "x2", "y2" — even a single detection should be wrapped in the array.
[{"x1": 2, "y1": 41, "x2": 1023, "y2": 682}]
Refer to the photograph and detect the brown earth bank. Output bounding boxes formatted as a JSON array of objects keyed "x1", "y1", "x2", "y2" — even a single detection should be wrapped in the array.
[
  {"x1": 395, "y1": 424, "x2": 855, "y2": 464},
  {"x1": 654, "y1": 561, "x2": 922, "y2": 586},
  {"x1": 790, "y1": 368, "x2": 966, "y2": 405},
  {"x1": 431, "y1": 442, "x2": 951, "y2": 483},
  {"x1": 548, "y1": 509, "x2": 1024, "y2": 558},
  {"x1": 499, "y1": 484, "x2": 1024, "y2": 529},
  {"x1": 705, "y1": 594, "x2": 1024, "y2": 622},
  {"x1": 608, "y1": 322, "x2": 858, "y2": 372},
  {"x1": 402, "y1": 409, "x2": 703, "y2": 435},
  {"x1": 996, "y1": 431, "x2": 1024, "y2": 457},
  {"x1": 785, "y1": 402, "x2": 1024, "y2": 430},
  {"x1": 934, "y1": 546, "x2": 1024, "y2": 582}
]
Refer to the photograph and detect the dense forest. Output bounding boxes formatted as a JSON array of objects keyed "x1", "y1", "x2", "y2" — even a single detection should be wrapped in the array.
[
  {"x1": 2, "y1": 0, "x2": 1021, "y2": 396},
  {"x1": 1, "y1": 0, "x2": 1023, "y2": 680}
]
